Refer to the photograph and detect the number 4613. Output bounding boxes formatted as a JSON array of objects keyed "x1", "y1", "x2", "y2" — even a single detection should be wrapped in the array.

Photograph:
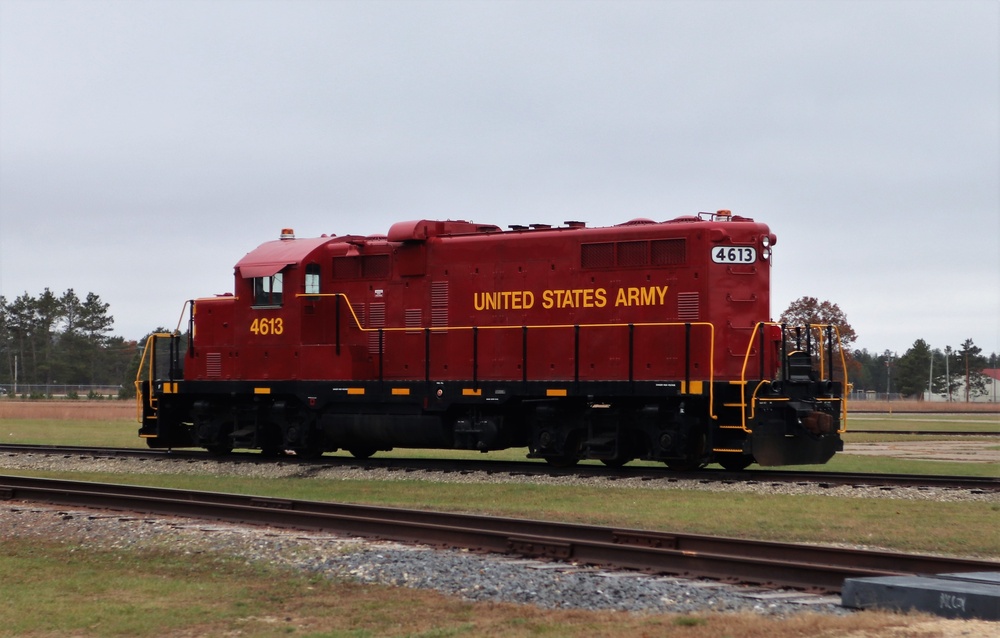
[{"x1": 250, "y1": 317, "x2": 284, "y2": 335}]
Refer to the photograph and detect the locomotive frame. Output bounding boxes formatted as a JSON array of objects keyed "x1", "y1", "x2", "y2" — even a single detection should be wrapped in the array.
[{"x1": 136, "y1": 211, "x2": 847, "y2": 470}]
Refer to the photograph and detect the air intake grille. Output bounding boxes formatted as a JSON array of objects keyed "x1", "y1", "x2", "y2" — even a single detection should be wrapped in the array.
[
  {"x1": 205, "y1": 352, "x2": 222, "y2": 378},
  {"x1": 677, "y1": 292, "x2": 700, "y2": 320},
  {"x1": 367, "y1": 303, "x2": 385, "y2": 354},
  {"x1": 651, "y1": 238, "x2": 686, "y2": 265},
  {"x1": 581, "y1": 243, "x2": 614, "y2": 268},
  {"x1": 431, "y1": 281, "x2": 449, "y2": 330}
]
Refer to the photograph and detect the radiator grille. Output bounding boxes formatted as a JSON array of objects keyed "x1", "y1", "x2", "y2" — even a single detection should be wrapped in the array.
[
  {"x1": 616, "y1": 241, "x2": 647, "y2": 267},
  {"x1": 581, "y1": 238, "x2": 687, "y2": 268},
  {"x1": 651, "y1": 238, "x2": 686, "y2": 265},
  {"x1": 581, "y1": 242, "x2": 614, "y2": 268}
]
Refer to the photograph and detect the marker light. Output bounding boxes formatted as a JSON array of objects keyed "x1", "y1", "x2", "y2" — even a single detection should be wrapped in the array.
[{"x1": 280, "y1": 228, "x2": 295, "y2": 240}]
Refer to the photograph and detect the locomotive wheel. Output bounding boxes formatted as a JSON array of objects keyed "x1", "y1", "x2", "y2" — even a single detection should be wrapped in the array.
[
  {"x1": 664, "y1": 458, "x2": 706, "y2": 471},
  {"x1": 664, "y1": 427, "x2": 707, "y2": 471},
  {"x1": 349, "y1": 447, "x2": 377, "y2": 459},
  {"x1": 542, "y1": 431, "x2": 583, "y2": 468},
  {"x1": 717, "y1": 453, "x2": 754, "y2": 471},
  {"x1": 543, "y1": 455, "x2": 579, "y2": 468}
]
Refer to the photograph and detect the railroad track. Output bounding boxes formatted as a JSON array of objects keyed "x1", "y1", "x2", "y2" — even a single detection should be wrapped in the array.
[
  {"x1": 3, "y1": 474, "x2": 997, "y2": 594},
  {"x1": 1, "y1": 443, "x2": 997, "y2": 492}
]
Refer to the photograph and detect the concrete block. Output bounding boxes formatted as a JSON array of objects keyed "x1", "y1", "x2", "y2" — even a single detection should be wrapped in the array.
[{"x1": 842, "y1": 572, "x2": 1000, "y2": 620}]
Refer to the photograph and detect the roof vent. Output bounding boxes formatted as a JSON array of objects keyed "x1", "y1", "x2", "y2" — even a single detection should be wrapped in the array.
[{"x1": 617, "y1": 218, "x2": 656, "y2": 226}]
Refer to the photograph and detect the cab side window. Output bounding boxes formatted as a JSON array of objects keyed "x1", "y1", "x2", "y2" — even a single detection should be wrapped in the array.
[
  {"x1": 305, "y1": 263, "x2": 320, "y2": 295},
  {"x1": 253, "y1": 273, "x2": 283, "y2": 306}
]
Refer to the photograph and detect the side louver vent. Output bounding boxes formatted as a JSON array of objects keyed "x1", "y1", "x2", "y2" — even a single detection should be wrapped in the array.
[{"x1": 677, "y1": 292, "x2": 700, "y2": 320}]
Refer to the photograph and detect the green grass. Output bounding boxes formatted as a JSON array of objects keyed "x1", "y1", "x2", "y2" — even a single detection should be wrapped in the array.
[
  {"x1": 2, "y1": 418, "x2": 145, "y2": 448},
  {"x1": 847, "y1": 413, "x2": 1000, "y2": 431},
  {"x1": 780, "y1": 454, "x2": 999, "y2": 477},
  {"x1": 0, "y1": 539, "x2": 294, "y2": 636}
]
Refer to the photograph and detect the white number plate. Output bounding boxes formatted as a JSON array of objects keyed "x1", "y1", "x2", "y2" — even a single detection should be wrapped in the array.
[{"x1": 712, "y1": 246, "x2": 757, "y2": 264}]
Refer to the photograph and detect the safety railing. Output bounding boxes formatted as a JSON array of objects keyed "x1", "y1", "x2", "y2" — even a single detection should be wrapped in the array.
[
  {"x1": 736, "y1": 322, "x2": 849, "y2": 434},
  {"x1": 134, "y1": 332, "x2": 173, "y2": 423}
]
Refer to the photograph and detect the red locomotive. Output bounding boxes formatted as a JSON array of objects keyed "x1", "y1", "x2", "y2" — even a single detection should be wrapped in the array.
[{"x1": 137, "y1": 210, "x2": 847, "y2": 469}]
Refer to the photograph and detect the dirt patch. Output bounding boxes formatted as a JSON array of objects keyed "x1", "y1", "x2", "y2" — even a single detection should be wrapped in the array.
[
  {"x1": 835, "y1": 617, "x2": 1000, "y2": 637},
  {"x1": 0, "y1": 400, "x2": 133, "y2": 420},
  {"x1": 851, "y1": 400, "x2": 1000, "y2": 414},
  {"x1": 843, "y1": 440, "x2": 1000, "y2": 464}
]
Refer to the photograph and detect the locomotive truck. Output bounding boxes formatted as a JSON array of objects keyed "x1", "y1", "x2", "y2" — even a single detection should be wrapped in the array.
[{"x1": 136, "y1": 210, "x2": 847, "y2": 469}]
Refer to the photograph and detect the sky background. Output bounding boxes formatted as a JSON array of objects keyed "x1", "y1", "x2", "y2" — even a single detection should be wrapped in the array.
[{"x1": 1, "y1": 0, "x2": 997, "y2": 357}]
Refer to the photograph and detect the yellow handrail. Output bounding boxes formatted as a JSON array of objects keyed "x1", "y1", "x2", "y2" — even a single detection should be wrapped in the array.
[
  {"x1": 737, "y1": 322, "x2": 849, "y2": 434},
  {"x1": 134, "y1": 332, "x2": 173, "y2": 423}
]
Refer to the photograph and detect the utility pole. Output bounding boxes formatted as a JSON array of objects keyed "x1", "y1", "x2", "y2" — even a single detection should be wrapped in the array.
[
  {"x1": 885, "y1": 352, "x2": 893, "y2": 408},
  {"x1": 928, "y1": 350, "x2": 933, "y2": 402},
  {"x1": 965, "y1": 348, "x2": 970, "y2": 403},
  {"x1": 945, "y1": 346, "x2": 952, "y2": 402}
]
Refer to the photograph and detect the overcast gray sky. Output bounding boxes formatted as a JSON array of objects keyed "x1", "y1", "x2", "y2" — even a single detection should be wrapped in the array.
[{"x1": 1, "y1": 0, "x2": 997, "y2": 357}]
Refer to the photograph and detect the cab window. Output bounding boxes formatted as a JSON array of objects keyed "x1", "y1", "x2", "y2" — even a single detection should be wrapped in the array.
[
  {"x1": 253, "y1": 273, "x2": 283, "y2": 306},
  {"x1": 305, "y1": 263, "x2": 320, "y2": 295}
]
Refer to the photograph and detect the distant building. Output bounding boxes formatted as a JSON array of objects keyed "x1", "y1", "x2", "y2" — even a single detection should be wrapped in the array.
[
  {"x1": 982, "y1": 368, "x2": 1000, "y2": 403},
  {"x1": 925, "y1": 368, "x2": 999, "y2": 403}
]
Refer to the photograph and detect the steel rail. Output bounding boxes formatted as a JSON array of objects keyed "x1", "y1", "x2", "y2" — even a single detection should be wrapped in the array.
[{"x1": 2, "y1": 475, "x2": 997, "y2": 593}]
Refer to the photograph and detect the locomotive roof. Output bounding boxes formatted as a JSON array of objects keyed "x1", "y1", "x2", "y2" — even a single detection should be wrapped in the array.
[
  {"x1": 235, "y1": 220, "x2": 505, "y2": 277},
  {"x1": 235, "y1": 212, "x2": 764, "y2": 277},
  {"x1": 234, "y1": 235, "x2": 338, "y2": 278}
]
